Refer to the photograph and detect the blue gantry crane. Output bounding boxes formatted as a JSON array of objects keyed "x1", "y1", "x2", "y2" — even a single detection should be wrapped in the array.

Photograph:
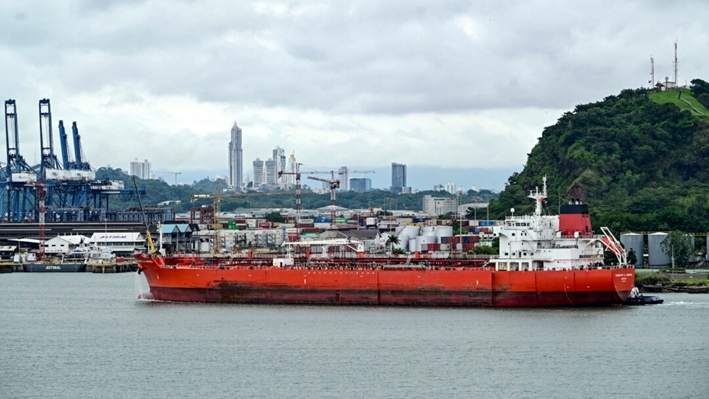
[
  {"x1": 3, "y1": 99, "x2": 39, "y2": 221},
  {"x1": 2, "y1": 98, "x2": 152, "y2": 223}
]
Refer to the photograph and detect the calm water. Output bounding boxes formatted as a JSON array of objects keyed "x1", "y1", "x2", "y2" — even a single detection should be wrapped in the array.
[{"x1": 1, "y1": 273, "x2": 707, "y2": 399}]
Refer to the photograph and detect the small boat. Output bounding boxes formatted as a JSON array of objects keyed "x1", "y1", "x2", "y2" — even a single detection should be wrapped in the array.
[{"x1": 624, "y1": 287, "x2": 664, "y2": 305}]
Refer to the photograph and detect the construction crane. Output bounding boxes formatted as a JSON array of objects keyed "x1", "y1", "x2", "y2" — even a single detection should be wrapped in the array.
[
  {"x1": 191, "y1": 188, "x2": 296, "y2": 252},
  {"x1": 278, "y1": 163, "x2": 334, "y2": 222},
  {"x1": 157, "y1": 171, "x2": 182, "y2": 185},
  {"x1": 351, "y1": 170, "x2": 375, "y2": 177},
  {"x1": 191, "y1": 187, "x2": 246, "y2": 254},
  {"x1": 307, "y1": 171, "x2": 341, "y2": 226}
]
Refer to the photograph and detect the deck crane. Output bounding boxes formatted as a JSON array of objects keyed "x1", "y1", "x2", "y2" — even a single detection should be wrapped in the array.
[
  {"x1": 307, "y1": 171, "x2": 342, "y2": 226},
  {"x1": 4, "y1": 99, "x2": 38, "y2": 222},
  {"x1": 278, "y1": 164, "x2": 334, "y2": 222}
]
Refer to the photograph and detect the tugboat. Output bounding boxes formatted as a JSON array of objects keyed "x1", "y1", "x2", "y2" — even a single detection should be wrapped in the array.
[{"x1": 624, "y1": 287, "x2": 664, "y2": 305}]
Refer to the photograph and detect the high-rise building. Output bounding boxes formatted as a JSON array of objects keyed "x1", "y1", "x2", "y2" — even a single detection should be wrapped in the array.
[
  {"x1": 228, "y1": 122, "x2": 243, "y2": 190},
  {"x1": 265, "y1": 159, "x2": 278, "y2": 188},
  {"x1": 350, "y1": 178, "x2": 372, "y2": 193},
  {"x1": 391, "y1": 162, "x2": 409, "y2": 194},
  {"x1": 338, "y1": 166, "x2": 349, "y2": 191},
  {"x1": 272, "y1": 146, "x2": 286, "y2": 188},
  {"x1": 252, "y1": 158, "x2": 264, "y2": 188},
  {"x1": 129, "y1": 158, "x2": 151, "y2": 179}
]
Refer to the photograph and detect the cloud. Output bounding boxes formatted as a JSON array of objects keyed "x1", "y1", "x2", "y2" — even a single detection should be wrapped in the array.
[{"x1": 0, "y1": 0, "x2": 707, "y2": 188}]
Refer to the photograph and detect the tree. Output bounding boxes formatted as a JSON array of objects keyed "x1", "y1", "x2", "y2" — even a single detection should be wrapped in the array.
[
  {"x1": 627, "y1": 248, "x2": 638, "y2": 266},
  {"x1": 660, "y1": 231, "x2": 693, "y2": 269},
  {"x1": 264, "y1": 212, "x2": 285, "y2": 223},
  {"x1": 385, "y1": 234, "x2": 400, "y2": 254}
]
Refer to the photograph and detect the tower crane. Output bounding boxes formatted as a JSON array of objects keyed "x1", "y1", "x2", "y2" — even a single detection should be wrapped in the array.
[
  {"x1": 191, "y1": 188, "x2": 296, "y2": 252},
  {"x1": 157, "y1": 171, "x2": 182, "y2": 185},
  {"x1": 351, "y1": 170, "x2": 375, "y2": 177},
  {"x1": 307, "y1": 171, "x2": 342, "y2": 226},
  {"x1": 278, "y1": 164, "x2": 334, "y2": 222}
]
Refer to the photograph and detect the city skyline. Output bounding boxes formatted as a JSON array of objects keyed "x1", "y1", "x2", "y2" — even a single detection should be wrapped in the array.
[{"x1": 5, "y1": 2, "x2": 706, "y2": 192}]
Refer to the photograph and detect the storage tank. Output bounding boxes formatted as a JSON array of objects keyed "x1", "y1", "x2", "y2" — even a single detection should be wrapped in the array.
[
  {"x1": 648, "y1": 232, "x2": 670, "y2": 268},
  {"x1": 416, "y1": 234, "x2": 437, "y2": 252},
  {"x1": 401, "y1": 225, "x2": 421, "y2": 238},
  {"x1": 620, "y1": 233, "x2": 644, "y2": 267},
  {"x1": 435, "y1": 226, "x2": 453, "y2": 243}
]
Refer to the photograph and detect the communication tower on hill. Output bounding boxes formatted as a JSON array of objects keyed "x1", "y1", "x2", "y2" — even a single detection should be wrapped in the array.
[{"x1": 674, "y1": 39, "x2": 678, "y2": 88}]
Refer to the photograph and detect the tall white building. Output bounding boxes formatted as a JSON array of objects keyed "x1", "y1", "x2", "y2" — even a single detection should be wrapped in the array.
[
  {"x1": 338, "y1": 166, "x2": 349, "y2": 191},
  {"x1": 129, "y1": 158, "x2": 151, "y2": 179},
  {"x1": 228, "y1": 122, "x2": 243, "y2": 190}
]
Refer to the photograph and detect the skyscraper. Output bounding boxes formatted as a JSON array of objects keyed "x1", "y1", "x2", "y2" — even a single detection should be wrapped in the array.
[
  {"x1": 228, "y1": 122, "x2": 243, "y2": 190},
  {"x1": 391, "y1": 162, "x2": 408, "y2": 193}
]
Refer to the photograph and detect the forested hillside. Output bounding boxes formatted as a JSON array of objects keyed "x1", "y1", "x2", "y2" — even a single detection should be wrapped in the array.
[{"x1": 489, "y1": 79, "x2": 709, "y2": 233}]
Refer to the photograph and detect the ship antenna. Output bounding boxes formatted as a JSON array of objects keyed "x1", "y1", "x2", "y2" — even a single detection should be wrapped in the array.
[{"x1": 529, "y1": 175, "x2": 548, "y2": 216}]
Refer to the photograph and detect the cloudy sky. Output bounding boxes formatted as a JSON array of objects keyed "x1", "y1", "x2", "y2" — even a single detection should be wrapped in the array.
[{"x1": 1, "y1": 1, "x2": 708, "y2": 190}]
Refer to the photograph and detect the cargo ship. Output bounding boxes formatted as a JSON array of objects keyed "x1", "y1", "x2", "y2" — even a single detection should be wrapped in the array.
[{"x1": 135, "y1": 178, "x2": 635, "y2": 307}]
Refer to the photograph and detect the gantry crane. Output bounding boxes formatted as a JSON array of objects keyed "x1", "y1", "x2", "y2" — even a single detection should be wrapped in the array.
[
  {"x1": 307, "y1": 171, "x2": 342, "y2": 226},
  {"x1": 3, "y1": 99, "x2": 38, "y2": 221}
]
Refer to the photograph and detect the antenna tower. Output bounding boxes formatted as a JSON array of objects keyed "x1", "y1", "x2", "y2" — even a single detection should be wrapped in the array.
[
  {"x1": 673, "y1": 39, "x2": 678, "y2": 87},
  {"x1": 650, "y1": 55, "x2": 655, "y2": 87}
]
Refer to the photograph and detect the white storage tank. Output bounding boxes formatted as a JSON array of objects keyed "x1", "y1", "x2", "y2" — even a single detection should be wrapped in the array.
[
  {"x1": 435, "y1": 226, "x2": 453, "y2": 243},
  {"x1": 648, "y1": 232, "x2": 670, "y2": 268},
  {"x1": 409, "y1": 238, "x2": 417, "y2": 253},
  {"x1": 620, "y1": 233, "x2": 644, "y2": 267}
]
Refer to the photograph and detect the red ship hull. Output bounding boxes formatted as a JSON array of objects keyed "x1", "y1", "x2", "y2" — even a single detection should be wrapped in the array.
[{"x1": 135, "y1": 255, "x2": 635, "y2": 307}]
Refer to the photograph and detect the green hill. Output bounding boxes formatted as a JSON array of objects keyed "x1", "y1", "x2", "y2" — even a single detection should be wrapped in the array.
[
  {"x1": 489, "y1": 79, "x2": 709, "y2": 233},
  {"x1": 649, "y1": 89, "x2": 709, "y2": 116}
]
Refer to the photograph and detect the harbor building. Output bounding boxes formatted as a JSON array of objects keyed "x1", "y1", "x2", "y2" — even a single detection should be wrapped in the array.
[
  {"x1": 129, "y1": 158, "x2": 152, "y2": 179},
  {"x1": 228, "y1": 122, "x2": 243, "y2": 190},
  {"x1": 391, "y1": 162, "x2": 409, "y2": 193}
]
